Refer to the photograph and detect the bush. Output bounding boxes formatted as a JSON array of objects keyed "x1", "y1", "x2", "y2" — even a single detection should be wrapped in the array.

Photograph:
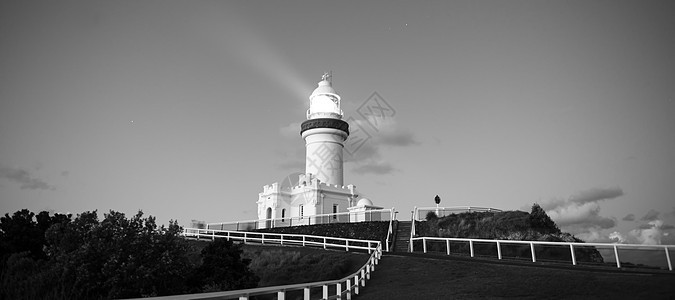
[
  {"x1": 414, "y1": 209, "x2": 603, "y2": 263},
  {"x1": 188, "y1": 239, "x2": 259, "y2": 292},
  {"x1": 0, "y1": 209, "x2": 261, "y2": 299}
]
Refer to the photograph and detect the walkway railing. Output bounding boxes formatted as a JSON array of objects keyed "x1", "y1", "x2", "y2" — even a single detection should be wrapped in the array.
[
  {"x1": 204, "y1": 208, "x2": 397, "y2": 252},
  {"x1": 181, "y1": 228, "x2": 383, "y2": 299},
  {"x1": 410, "y1": 206, "x2": 504, "y2": 249},
  {"x1": 206, "y1": 208, "x2": 395, "y2": 231},
  {"x1": 411, "y1": 236, "x2": 674, "y2": 271}
]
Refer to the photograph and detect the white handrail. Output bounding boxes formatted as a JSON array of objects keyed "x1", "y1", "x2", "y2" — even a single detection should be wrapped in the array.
[
  {"x1": 411, "y1": 236, "x2": 674, "y2": 271},
  {"x1": 206, "y1": 208, "x2": 395, "y2": 231},
  {"x1": 176, "y1": 228, "x2": 383, "y2": 299}
]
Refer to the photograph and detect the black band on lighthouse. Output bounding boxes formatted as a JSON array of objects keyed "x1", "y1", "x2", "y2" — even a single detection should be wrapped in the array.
[{"x1": 300, "y1": 118, "x2": 349, "y2": 135}]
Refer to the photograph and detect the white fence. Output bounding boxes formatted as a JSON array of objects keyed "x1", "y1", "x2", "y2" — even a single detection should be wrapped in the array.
[
  {"x1": 408, "y1": 206, "x2": 673, "y2": 271},
  {"x1": 411, "y1": 236, "x2": 673, "y2": 271},
  {"x1": 204, "y1": 208, "x2": 396, "y2": 252},
  {"x1": 181, "y1": 228, "x2": 383, "y2": 299},
  {"x1": 206, "y1": 208, "x2": 395, "y2": 231}
]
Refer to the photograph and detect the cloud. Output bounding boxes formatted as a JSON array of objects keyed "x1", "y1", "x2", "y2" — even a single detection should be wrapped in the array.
[
  {"x1": 609, "y1": 219, "x2": 673, "y2": 245},
  {"x1": 343, "y1": 118, "x2": 417, "y2": 175},
  {"x1": 641, "y1": 209, "x2": 659, "y2": 221},
  {"x1": 622, "y1": 214, "x2": 635, "y2": 221},
  {"x1": 629, "y1": 220, "x2": 665, "y2": 245},
  {"x1": 541, "y1": 187, "x2": 623, "y2": 241},
  {"x1": 352, "y1": 162, "x2": 396, "y2": 175},
  {"x1": 568, "y1": 187, "x2": 624, "y2": 205},
  {"x1": 0, "y1": 165, "x2": 55, "y2": 191},
  {"x1": 279, "y1": 122, "x2": 303, "y2": 139}
]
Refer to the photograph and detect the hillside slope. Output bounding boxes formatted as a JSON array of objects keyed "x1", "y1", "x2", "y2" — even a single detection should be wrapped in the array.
[{"x1": 415, "y1": 204, "x2": 604, "y2": 263}]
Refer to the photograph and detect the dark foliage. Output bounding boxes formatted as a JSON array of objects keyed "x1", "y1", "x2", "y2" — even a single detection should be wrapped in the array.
[
  {"x1": 0, "y1": 209, "x2": 259, "y2": 300},
  {"x1": 414, "y1": 206, "x2": 603, "y2": 263},
  {"x1": 187, "y1": 239, "x2": 259, "y2": 292},
  {"x1": 425, "y1": 211, "x2": 438, "y2": 221},
  {"x1": 529, "y1": 203, "x2": 561, "y2": 234}
]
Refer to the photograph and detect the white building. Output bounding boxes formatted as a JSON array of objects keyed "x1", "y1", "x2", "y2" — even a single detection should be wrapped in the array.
[{"x1": 257, "y1": 74, "x2": 381, "y2": 227}]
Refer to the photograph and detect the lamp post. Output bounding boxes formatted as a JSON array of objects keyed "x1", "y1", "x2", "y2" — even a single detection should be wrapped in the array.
[{"x1": 434, "y1": 195, "x2": 441, "y2": 216}]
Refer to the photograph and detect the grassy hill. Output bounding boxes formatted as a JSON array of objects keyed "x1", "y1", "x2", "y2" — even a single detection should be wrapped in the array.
[
  {"x1": 254, "y1": 221, "x2": 391, "y2": 246},
  {"x1": 414, "y1": 204, "x2": 604, "y2": 263}
]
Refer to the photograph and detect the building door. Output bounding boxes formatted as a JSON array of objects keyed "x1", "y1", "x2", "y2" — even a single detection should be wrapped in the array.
[{"x1": 266, "y1": 207, "x2": 272, "y2": 228}]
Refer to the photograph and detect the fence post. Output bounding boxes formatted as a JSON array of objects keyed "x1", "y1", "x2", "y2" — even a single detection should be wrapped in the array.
[
  {"x1": 276, "y1": 291, "x2": 285, "y2": 300},
  {"x1": 346, "y1": 278, "x2": 352, "y2": 300},
  {"x1": 570, "y1": 244, "x2": 577, "y2": 266},
  {"x1": 323, "y1": 285, "x2": 329, "y2": 299},
  {"x1": 280, "y1": 235, "x2": 284, "y2": 245},
  {"x1": 361, "y1": 269, "x2": 366, "y2": 287},
  {"x1": 614, "y1": 245, "x2": 621, "y2": 268},
  {"x1": 302, "y1": 236, "x2": 306, "y2": 247},
  {"x1": 496, "y1": 241, "x2": 502, "y2": 260},
  {"x1": 346, "y1": 240, "x2": 349, "y2": 251},
  {"x1": 324, "y1": 237, "x2": 327, "y2": 249},
  {"x1": 211, "y1": 230, "x2": 215, "y2": 241},
  {"x1": 446, "y1": 240, "x2": 450, "y2": 255},
  {"x1": 304, "y1": 287, "x2": 310, "y2": 299},
  {"x1": 336, "y1": 283, "x2": 342, "y2": 300},
  {"x1": 354, "y1": 275, "x2": 359, "y2": 294},
  {"x1": 244, "y1": 232, "x2": 247, "y2": 244},
  {"x1": 423, "y1": 238, "x2": 427, "y2": 253},
  {"x1": 469, "y1": 240, "x2": 474, "y2": 257},
  {"x1": 666, "y1": 247, "x2": 672, "y2": 271},
  {"x1": 227, "y1": 231, "x2": 231, "y2": 241},
  {"x1": 261, "y1": 233, "x2": 265, "y2": 245},
  {"x1": 366, "y1": 264, "x2": 371, "y2": 279},
  {"x1": 530, "y1": 242, "x2": 536, "y2": 262}
]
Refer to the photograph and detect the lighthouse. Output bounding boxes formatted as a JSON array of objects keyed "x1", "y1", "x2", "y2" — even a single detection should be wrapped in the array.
[{"x1": 256, "y1": 73, "x2": 381, "y2": 227}]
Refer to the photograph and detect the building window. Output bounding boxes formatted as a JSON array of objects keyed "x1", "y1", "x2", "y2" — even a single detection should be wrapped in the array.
[
  {"x1": 333, "y1": 204, "x2": 338, "y2": 220},
  {"x1": 299, "y1": 205, "x2": 304, "y2": 219},
  {"x1": 281, "y1": 209, "x2": 286, "y2": 222}
]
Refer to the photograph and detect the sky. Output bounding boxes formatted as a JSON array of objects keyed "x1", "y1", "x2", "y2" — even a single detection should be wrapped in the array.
[{"x1": 1, "y1": 0, "x2": 674, "y2": 245}]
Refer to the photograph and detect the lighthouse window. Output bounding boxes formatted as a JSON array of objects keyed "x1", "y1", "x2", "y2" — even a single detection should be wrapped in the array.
[
  {"x1": 281, "y1": 209, "x2": 286, "y2": 222},
  {"x1": 333, "y1": 204, "x2": 338, "y2": 220},
  {"x1": 299, "y1": 205, "x2": 304, "y2": 219}
]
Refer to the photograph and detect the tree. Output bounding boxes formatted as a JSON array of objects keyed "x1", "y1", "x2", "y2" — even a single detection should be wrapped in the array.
[
  {"x1": 529, "y1": 203, "x2": 560, "y2": 234},
  {"x1": 426, "y1": 211, "x2": 438, "y2": 221}
]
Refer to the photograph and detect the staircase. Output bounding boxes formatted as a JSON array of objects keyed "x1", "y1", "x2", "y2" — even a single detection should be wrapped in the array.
[{"x1": 393, "y1": 221, "x2": 412, "y2": 252}]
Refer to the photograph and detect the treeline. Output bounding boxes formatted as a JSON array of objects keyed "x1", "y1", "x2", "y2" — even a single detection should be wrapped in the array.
[{"x1": 0, "y1": 209, "x2": 258, "y2": 300}]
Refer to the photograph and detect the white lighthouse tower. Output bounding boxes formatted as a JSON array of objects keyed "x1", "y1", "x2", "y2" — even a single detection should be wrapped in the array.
[
  {"x1": 256, "y1": 73, "x2": 381, "y2": 227},
  {"x1": 302, "y1": 73, "x2": 349, "y2": 186}
]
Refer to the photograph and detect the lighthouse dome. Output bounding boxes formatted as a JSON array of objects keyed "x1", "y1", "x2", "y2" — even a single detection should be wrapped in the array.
[
  {"x1": 308, "y1": 75, "x2": 343, "y2": 119},
  {"x1": 356, "y1": 198, "x2": 374, "y2": 207}
]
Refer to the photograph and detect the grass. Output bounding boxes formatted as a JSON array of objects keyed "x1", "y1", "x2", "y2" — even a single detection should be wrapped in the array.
[
  {"x1": 187, "y1": 240, "x2": 369, "y2": 287},
  {"x1": 358, "y1": 254, "x2": 675, "y2": 299},
  {"x1": 242, "y1": 244, "x2": 368, "y2": 287}
]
